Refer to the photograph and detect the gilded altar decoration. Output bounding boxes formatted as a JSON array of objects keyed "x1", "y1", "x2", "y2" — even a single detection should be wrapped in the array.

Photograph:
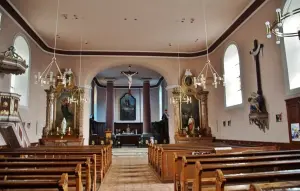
[
  {"x1": 174, "y1": 69, "x2": 211, "y2": 141},
  {"x1": 42, "y1": 69, "x2": 84, "y2": 138},
  {"x1": 0, "y1": 46, "x2": 28, "y2": 75}
]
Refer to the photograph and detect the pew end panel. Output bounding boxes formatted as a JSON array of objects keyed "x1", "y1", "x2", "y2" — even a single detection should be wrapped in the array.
[
  {"x1": 59, "y1": 173, "x2": 69, "y2": 191},
  {"x1": 193, "y1": 161, "x2": 203, "y2": 191},
  {"x1": 215, "y1": 169, "x2": 226, "y2": 191},
  {"x1": 75, "y1": 163, "x2": 83, "y2": 191}
]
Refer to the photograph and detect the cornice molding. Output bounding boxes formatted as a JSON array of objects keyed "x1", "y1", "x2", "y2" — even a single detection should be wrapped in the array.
[
  {"x1": 0, "y1": 0, "x2": 266, "y2": 57},
  {"x1": 93, "y1": 76, "x2": 164, "y2": 89}
]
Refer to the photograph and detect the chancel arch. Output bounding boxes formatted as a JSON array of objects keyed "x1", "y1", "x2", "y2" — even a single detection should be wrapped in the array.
[{"x1": 87, "y1": 63, "x2": 175, "y2": 145}]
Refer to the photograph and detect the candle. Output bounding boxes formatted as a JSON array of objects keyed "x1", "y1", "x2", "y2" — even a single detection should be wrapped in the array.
[
  {"x1": 68, "y1": 77, "x2": 71, "y2": 86},
  {"x1": 50, "y1": 72, "x2": 53, "y2": 82}
]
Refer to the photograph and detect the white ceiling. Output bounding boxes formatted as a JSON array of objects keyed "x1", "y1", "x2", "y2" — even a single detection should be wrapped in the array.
[
  {"x1": 8, "y1": 0, "x2": 253, "y2": 52},
  {"x1": 96, "y1": 65, "x2": 162, "y2": 86}
]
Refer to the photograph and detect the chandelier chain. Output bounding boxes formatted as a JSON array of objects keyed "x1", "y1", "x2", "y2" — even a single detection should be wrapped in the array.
[
  {"x1": 202, "y1": 0, "x2": 209, "y2": 62},
  {"x1": 53, "y1": 0, "x2": 60, "y2": 58}
]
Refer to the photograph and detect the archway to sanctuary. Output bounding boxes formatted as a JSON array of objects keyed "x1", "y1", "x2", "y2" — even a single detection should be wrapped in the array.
[{"x1": 89, "y1": 64, "x2": 170, "y2": 148}]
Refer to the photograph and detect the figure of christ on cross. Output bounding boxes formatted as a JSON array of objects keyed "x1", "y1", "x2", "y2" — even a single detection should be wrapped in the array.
[
  {"x1": 249, "y1": 39, "x2": 267, "y2": 113},
  {"x1": 121, "y1": 65, "x2": 138, "y2": 92}
]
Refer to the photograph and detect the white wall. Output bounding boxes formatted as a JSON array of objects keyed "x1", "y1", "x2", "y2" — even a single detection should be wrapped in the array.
[
  {"x1": 0, "y1": 7, "x2": 57, "y2": 144},
  {"x1": 95, "y1": 87, "x2": 160, "y2": 123},
  {"x1": 1, "y1": 0, "x2": 290, "y2": 145},
  {"x1": 208, "y1": 0, "x2": 290, "y2": 143},
  {"x1": 96, "y1": 86, "x2": 106, "y2": 122}
]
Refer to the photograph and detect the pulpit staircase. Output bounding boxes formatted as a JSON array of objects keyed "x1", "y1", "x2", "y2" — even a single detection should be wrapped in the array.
[{"x1": 0, "y1": 112, "x2": 30, "y2": 148}]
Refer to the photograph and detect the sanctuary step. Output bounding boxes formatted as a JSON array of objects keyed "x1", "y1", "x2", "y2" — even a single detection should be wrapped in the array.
[{"x1": 112, "y1": 147, "x2": 148, "y2": 156}]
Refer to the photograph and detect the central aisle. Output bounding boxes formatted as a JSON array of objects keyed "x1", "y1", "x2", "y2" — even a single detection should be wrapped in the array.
[{"x1": 99, "y1": 148, "x2": 174, "y2": 191}]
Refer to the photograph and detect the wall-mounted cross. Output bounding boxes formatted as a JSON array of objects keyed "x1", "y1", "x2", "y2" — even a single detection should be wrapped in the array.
[
  {"x1": 250, "y1": 39, "x2": 264, "y2": 96},
  {"x1": 248, "y1": 39, "x2": 268, "y2": 132}
]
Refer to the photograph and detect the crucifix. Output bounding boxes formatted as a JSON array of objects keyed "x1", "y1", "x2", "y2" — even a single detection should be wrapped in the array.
[
  {"x1": 250, "y1": 39, "x2": 264, "y2": 96},
  {"x1": 249, "y1": 39, "x2": 268, "y2": 131},
  {"x1": 121, "y1": 65, "x2": 138, "y2": 92}
]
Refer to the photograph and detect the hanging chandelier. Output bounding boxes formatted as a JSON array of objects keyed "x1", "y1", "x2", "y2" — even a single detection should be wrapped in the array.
[
  {"x1": 68, "y1": 4, "x2": 88, "y2": 104},
  {"x1": 34, "y1": 0, "x2": 66, "y2": 87},
  {"x1": 194, "y1": 0, "x2": 224, "y2": 89},
  {"x1": 265, "y1": 4, "x2": 300, "y2": 44},
  {"x1": 169, "y1": 43, "x2": 192, "y2": 105},
  {"x1": 169, "y1": 86, "x2": 191, "y2": 105}
]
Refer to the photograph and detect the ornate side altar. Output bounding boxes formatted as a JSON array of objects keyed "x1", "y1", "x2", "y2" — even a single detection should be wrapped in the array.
[
  {"x1": 173, "y1": 70, "x2": 212, "y2": 143},
  {"x1": 40, "y1": 69, "x2": 84, "y2": 146}
]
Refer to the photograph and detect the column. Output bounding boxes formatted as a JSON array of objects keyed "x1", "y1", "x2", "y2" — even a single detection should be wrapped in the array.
[
  {"x1": 91, "y1": 81, "x2": 95, "y2": 118},
  {"x1": 200, "y1": 91, "x2": 212, "y2": 136},
  {"x1": 143, "y1": 80, "x2": 151, "y2": 134},
  {"x1": 43, "y1": 86, "x2": 55, "y2": 137},
  {"x1": 106, "y1": 81, "x2": 114, "y2": 133}
]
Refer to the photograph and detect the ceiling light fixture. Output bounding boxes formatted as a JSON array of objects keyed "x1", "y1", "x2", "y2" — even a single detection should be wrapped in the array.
[
  {"x1": 69, "y1": 3, "x2": 89, "y2": 103},
  {"x1": 194, "y1": 0, "x2": 224, "y2": 89},
  {"x1": 169, "y1": 5, "x2": 191, "y2": 105},
  {"x1": 265, "y1": 3, "x2": 300, "y2": 44},
  {"x1": 34, "y1": 0, "x2": 67, "y2": 87}
]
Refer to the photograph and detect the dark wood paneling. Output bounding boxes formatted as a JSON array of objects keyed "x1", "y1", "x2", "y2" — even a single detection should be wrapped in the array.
[
  {"x1": 286, "y1": 97, "x2": 300, "y2": 143},
  {"x1": 114, "y1": 123, "x2": 143, "y2": 134}
]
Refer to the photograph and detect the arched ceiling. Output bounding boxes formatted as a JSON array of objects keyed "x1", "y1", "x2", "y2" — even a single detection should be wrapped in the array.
[
  {"x1": 6, "y1": 0, "x2": 257, "y2": 54},
  {"x1": 95, "y1": 65, "x2": 163, "y2": 87}
]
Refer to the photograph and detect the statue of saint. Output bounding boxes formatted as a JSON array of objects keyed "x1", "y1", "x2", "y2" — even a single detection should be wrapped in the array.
[
  {"x1": 126, "y1": 124, "x2": 131, "y2": 134},
  {"x1": 61, "y1": 118, "x2": 67, "y2": 135},
  {"x1": 188, "y1": 116, "x2": 195, "y2": 135}
]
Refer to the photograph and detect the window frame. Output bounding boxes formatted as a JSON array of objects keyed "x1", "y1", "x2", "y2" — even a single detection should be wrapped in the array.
[
  {"x1": 281, "y1": 0, "x2": 300, "y2": 96},
  {"x1": 223, "y1": 42, "x2": 244, "y2": 109},
  {"x1": 0, "y1": 11, "x2": 2, "y2": 31},
  {"x1": 11, "y1": 33, "x2": 31, "y2": 108}
]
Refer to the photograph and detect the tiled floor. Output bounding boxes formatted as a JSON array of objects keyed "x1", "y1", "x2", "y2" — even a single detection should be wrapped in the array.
[{"x1": 99, "y1": 148, "x2": 173, "y2": 191}]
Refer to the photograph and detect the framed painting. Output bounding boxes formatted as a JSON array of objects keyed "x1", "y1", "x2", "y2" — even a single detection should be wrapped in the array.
[
  {"x1": 54, "y1": 91, "x2": 76, "y2": 131},
  {"x1": 42, "y1": 69, "x2": 84, "y2": 137},
  {"x1": 120, "y1": 93, "x2": 136, "y2": 120}
]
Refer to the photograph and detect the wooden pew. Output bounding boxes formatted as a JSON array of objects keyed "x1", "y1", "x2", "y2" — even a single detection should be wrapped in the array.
[
  {"x1": 0, "y1": 164, "x2": 82, "y2": 191},
  {"x1": 249, "y1": 181, "x2": 300, "y2": 191},
  {"x1": 0, "y1": 149, "x2": 106, "y2": 183},
  {"x1": 1, "y1": 144, "x2": 112, "y2": 175},
  {"x1": 0, "y1": 158, "x2": 92, "y2": 191},
  {"x1": 191, "y1": 160, "x2": 300, "y2": 191},
  {"x1": 148, "y1": 142, "x2": 233, "y2": 166},
  {"x1": 175, "y1": 153, "x2": 300, "y2": 191},
  {"x1": 0, "y1": 155, "x2": 97, "y2": 190},
  {"x1": 174, "y1": 148, "x2": 300, "y2": 190},
  {"x1": 199, "y1": 169, "x2": 300, "y2": 191},
  {"x1": 9, "y1": 144, "x2": 112, "y2": 173},
  {"x1": 0, "y1": 173, "x2": 68, "y2": 191},
  {"x1": 164, "y1": 145, "x2": 276, "y2": 185}
]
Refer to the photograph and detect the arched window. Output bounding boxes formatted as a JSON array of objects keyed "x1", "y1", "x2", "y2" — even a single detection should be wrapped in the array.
[
  {"x1": 11, "y1": 35, "x2": 30, "y2": 107},
  {"x1": 0, "y1": 12, "x2": 3, "y2": 30},
  {"x1": 283, "y1": 0, "x2": 300, "y2": 91},
  {"x1": 224, "y1": 44, "x2": 242, "y2": 107}
]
